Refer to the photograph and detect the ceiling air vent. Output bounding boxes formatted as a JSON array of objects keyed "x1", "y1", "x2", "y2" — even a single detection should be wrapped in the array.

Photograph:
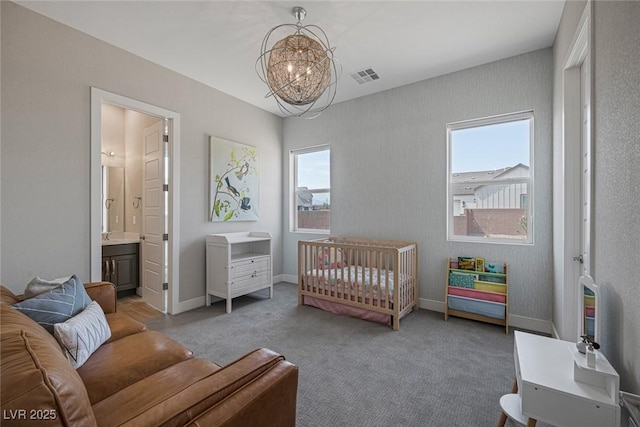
[{"x1": 350, "y1": 68, "x2": 380, "y2": 84}]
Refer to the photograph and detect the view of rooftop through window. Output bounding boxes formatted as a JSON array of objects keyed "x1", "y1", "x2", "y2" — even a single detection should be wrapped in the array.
[{"x1": 448, "y1": 113, "x2": 533, "y2": 244}]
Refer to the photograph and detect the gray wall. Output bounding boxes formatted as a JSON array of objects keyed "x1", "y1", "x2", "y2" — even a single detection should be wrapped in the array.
[
  {"x1": 592, "y1": 1, "x2": 640, "y2": 394},
  {"x1": 283, "y1": 49, "x2": 554, "y2": 327},
  {"x1": 0, "y1": 2, "x2": 283, "y2": 304}
]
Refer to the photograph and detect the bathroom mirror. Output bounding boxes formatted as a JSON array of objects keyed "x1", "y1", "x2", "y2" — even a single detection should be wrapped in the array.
[
  {"x1": 578, "y1": 275, "x2": 600, "y2": 344},
  {"x1": 102, "y1": 166, "x2": 124, "y2": 233}
]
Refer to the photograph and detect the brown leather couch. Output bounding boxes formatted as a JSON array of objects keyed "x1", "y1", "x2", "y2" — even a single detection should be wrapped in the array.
[{"x1": 0, "y1": 282, "x2": 298, "y2": 426}]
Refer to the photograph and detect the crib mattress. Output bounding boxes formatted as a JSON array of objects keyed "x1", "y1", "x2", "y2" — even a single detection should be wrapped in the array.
[
  {"x1": 303, "y1": 265, "x2": 400, "y2": 297},
  {"x1": 447, "y1": 295, "x2": 506, "y2": 320}
]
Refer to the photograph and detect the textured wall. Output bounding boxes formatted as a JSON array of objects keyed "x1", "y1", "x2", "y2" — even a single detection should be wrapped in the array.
[
  {"x1": 0, "y1": 3, "x2": 283, "y2": 303},
  {"x1": 283, "y1": 49, "x2": 554, "y2": 322},
  {"x1": 593, "y1": 0, "x2": 640, "y2": 394}
]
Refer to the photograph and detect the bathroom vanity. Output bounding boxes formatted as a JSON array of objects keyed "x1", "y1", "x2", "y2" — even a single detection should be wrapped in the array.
[{"x1": 102, "y1": 233, "x2": 140, "y2": 294}]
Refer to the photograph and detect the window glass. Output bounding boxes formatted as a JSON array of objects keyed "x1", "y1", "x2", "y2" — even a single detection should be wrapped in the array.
[
  {"x1": 448, "y1": 112, "x2": 533, "y2": 244},
  {"x1": 293, "y1": 147, "x2": 330, "y2": 232}
]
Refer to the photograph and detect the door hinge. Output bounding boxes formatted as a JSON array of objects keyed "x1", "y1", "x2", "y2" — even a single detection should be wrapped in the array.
[
  {"x1": 162, "y1": 282, "x2": 168, "y2": 290},
  {"x1": 163, "y1": 233, "x2": 169, "y2": 241},
  {"x1": 163, "y1": 184, "x2": 169, "y2": 192},
  {"x1": 163, "y1": 135, "x2": 169, "y2": 143}
]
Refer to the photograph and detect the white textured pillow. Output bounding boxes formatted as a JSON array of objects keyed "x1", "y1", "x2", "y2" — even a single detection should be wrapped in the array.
[
  {"x1": 53, "y1": 301, "x2": 111, "y2": 369},
  {"x1": 24, "y1": 276, "x2": 72, "y2": 298}
]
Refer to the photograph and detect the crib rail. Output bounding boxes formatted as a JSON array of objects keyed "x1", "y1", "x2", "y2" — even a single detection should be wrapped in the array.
[{"x1": 298, "y1": 237, "x2": 418, "y2": 330}]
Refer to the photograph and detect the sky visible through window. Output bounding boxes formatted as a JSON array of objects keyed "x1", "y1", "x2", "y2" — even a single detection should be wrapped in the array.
[
  {"x1": 298, "y1": 149, "x2": 330, "y2": 189},
  {"x1": 451, "y1": 119, "x2": 530, "y2": 174},
  {"x1": 297, "y1": 149, "x2": 330, "y2": 205}
]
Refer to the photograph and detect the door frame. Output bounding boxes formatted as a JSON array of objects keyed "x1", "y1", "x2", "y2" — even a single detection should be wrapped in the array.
[
  {"x1": 560, "y1": 2, "x2": 593, "y2": 341},
  {"x1": 90, "y1": 87, "x2": 181, "y2": 314}
]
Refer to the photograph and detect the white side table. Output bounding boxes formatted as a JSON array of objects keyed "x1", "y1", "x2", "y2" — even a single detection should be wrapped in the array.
[{"x1": 498, "y1": 331, "x2": 620, "y2": 427}]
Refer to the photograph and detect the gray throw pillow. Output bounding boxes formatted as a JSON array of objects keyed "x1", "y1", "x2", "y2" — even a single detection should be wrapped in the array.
[
  {"x1": 24, "y1": 275, "x2": 72, "y2": 299},
  {"x1": 12, "y1": 275, "x2": 91, "y2": 333},
  {"x1": 54, "y1": 300, "x2": 111, "y2": 368}
]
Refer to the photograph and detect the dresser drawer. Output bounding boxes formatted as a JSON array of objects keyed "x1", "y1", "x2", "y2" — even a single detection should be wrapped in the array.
[
  {"x1": 231, "y1": 270, "x2": 271, "y2": 295},
  {"x1": 231, "y1": 257, "x2": 270, "y2": 278}
]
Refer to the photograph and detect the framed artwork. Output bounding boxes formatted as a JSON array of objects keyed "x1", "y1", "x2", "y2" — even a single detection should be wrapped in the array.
[{"x1": 209, "y1": 136, "x2": 259, "y2": 221}]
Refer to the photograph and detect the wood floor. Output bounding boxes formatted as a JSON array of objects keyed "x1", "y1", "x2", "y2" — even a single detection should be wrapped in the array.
[{"x1": 117, "y1": 294, "x2": 163, "y2": 323}]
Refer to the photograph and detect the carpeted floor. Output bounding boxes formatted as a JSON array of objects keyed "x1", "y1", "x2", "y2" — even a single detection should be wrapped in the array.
[{"x1": 146, "y1": 282, "x2": 537, "y2": 427}]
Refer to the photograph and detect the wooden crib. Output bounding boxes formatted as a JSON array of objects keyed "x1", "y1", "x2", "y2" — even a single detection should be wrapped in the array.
[{"x1": 298, "y1": 237, "x2": 418, "y2": 330}]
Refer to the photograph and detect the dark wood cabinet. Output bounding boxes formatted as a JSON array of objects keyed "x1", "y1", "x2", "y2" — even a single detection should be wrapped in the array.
[{"x1": 102, "y1": 243, "x2": 139, "y2": 293}]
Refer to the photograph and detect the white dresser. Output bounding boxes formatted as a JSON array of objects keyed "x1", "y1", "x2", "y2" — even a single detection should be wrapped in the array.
[{"x1": 206, "y1": 232, "x2": 272, "y2": 313}]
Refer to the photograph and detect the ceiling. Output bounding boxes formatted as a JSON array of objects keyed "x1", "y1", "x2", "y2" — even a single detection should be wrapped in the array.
[{"x1": 16, "y1": 1, "x2": 565, "y2": 117}]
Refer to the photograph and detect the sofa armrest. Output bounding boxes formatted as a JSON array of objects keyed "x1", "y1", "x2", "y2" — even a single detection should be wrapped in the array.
[
  {"x1": 84, "y1": 281, "x2": 117, "y2": 314},
  {"x1": 113, "y1": 348, "x2": 298, "y2": 427},
  {"x1": 187, "y1": 359, "x2": 299, "y2": 427}
]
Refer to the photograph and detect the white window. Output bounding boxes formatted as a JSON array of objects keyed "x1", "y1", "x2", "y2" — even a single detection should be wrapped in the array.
[
  {"x1": 447, "y1": 111, "x2": 533, "y2": 244},
  {"x1": 291, "y1": 146, "x2": 330, "y2": 232}
]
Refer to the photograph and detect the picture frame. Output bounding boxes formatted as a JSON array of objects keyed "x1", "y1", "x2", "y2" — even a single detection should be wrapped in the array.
[{"x1": 209, "y1": 136, "x2": 259, "y2": 222}]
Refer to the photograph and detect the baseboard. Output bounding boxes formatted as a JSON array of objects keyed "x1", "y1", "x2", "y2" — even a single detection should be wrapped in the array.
[
  {"x1": 280, "y1": 274, "x2": 297, "y2": 284},
  {"x1": 508, "y1": 314, "x2": 553, "y2": 335},
  {"x1": 418, "y1": 298, "x2": 552, "y2": 335},
  {"x1": 550, "y1": 322, "x2": 560, "y2": 339},
  {"x1": 171, "y1": 275, "x2": 291, "y2": 315},
  {"x1": 419, "y1": 298, "x2": 444, "y2": 312},
  {"x1": 170, "y1": 285, "x2": 552, "y2": 335}
]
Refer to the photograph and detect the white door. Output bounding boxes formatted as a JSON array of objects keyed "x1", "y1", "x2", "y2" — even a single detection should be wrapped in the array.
[
  {"x1": 578, "y1": 55, "x2": 592, "y2": 276},
  {"x1": 142, "y1": 120, "x2": 166, "y2": 312},
  {"x1": 560, "y1": 4, "x2": 591, "y2": 341}
]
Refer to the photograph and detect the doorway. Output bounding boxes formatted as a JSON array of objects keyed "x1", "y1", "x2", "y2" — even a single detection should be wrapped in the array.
[
  {"x1": 90, "y1": 88, "x2": 181, "y2": 314},
  {"x1": 560, "y1": 3, "x2": 592, "y2": 341}
]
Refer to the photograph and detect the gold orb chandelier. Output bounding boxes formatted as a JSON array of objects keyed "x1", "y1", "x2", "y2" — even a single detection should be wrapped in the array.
[{"x1": 257, "y1": 6, "x2": 340, "y2": 118}]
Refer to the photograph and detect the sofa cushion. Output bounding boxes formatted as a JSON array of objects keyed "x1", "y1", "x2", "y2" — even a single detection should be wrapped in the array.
[
  {"x1": 12, "y1": 275, "x2": 91, "y2": 333},
  {"x1": 24, "y1": 275, "x2": 71, "y2": 299},
  {"x1": 53, "y1": 301, "x2": 112, "y2": 369},
  {"x1": 78, "y1": 331, "x2": 194, "y2": 404},
  {"x1": 0, "y1": 305, "x2": 97, "y2": 426}
]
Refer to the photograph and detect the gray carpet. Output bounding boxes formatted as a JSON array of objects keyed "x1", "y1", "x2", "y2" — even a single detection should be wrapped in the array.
[{"x1": 146, "y1": 283, "x2": 530, "y2": 427}]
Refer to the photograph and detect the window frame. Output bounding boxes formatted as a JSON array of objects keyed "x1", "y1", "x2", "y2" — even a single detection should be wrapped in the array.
[
  {"x1": 446, "y1": 111, "x2": 534, "y2": 245},
  {"x1": 290, "y1": 145, "x2": 331, "y2": 234}
]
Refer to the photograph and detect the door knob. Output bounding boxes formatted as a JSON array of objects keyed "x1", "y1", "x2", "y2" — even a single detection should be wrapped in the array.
[{"x1": 573, "y1": 255, "x2": 584, "y2": 264}]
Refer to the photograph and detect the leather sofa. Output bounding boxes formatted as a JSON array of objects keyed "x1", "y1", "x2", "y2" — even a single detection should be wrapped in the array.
[{"x1": 0, "y1": 281, "x2": 298, "y2": 426}]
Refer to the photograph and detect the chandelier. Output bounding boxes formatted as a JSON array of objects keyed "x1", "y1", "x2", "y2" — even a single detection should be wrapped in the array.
[{"x1": 257, "y1": 6, "x2": 340, "y2": 118}]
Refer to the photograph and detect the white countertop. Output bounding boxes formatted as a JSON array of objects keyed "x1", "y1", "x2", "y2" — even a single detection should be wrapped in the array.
[{"x1": 101, "y1": 232, "x2": 140, "y2": 246}]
